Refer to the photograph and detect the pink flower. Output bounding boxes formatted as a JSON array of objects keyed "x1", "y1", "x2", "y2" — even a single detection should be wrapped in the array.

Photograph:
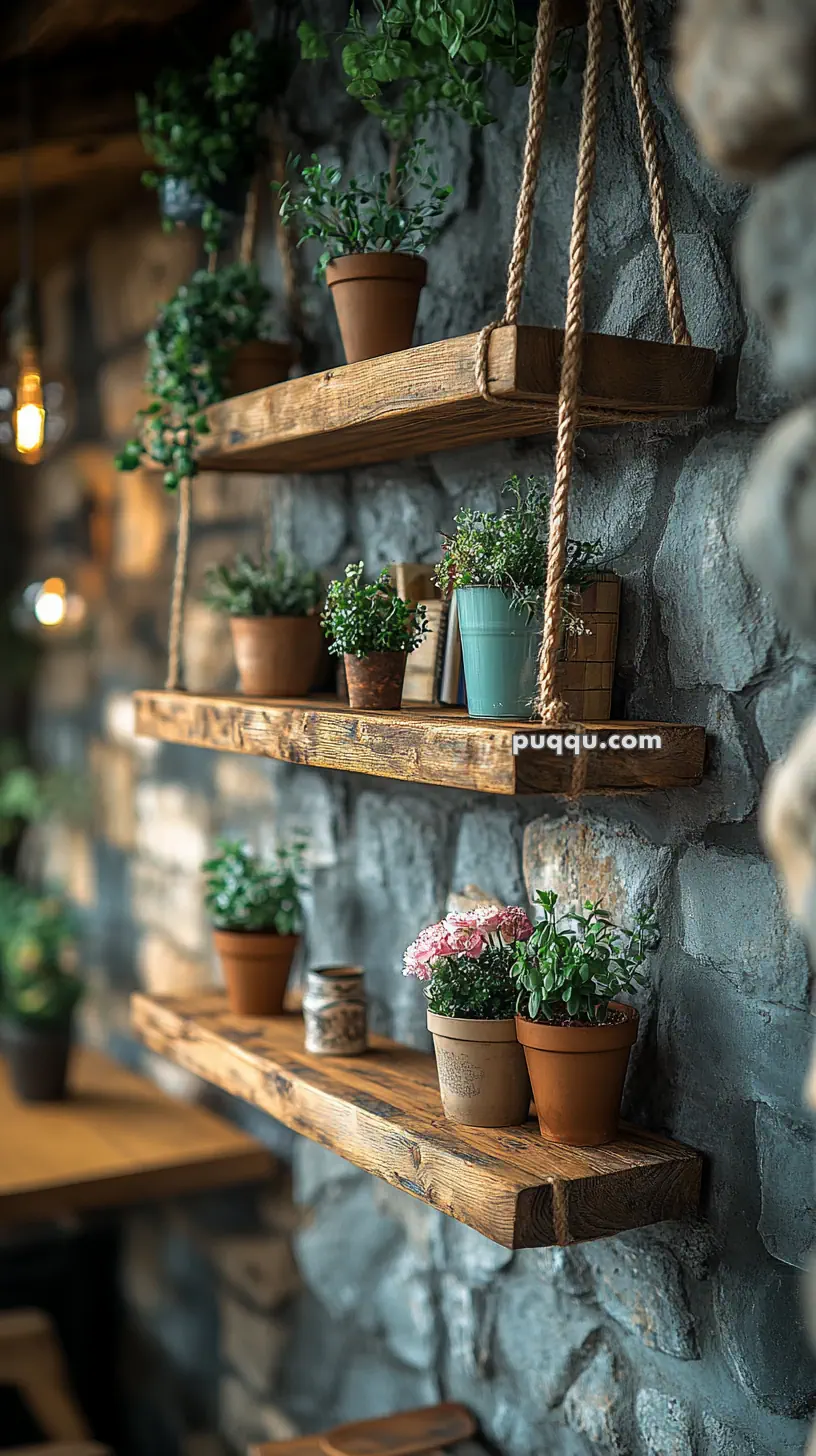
[
  {"x1": 403, "y1": 920, "x2": 456, "y2": 980},
  {"x1": 498, "y1": 906, "x2": 534, "y2": 944},
  {"x1": 446, "y1": 905, "x2": 503, "y2": 933}
]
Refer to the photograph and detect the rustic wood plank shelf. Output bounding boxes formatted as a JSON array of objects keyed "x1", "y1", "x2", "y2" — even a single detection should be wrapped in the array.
[
  {"x1": 133, "y1": 690, "x2": 706, "y2": 796},
  {"x1": 195, "y1": 326, "x2": 716, "y2": 474},
  {"x1": 132, "y1": 994, "x2": 703, "y2": 1249}
]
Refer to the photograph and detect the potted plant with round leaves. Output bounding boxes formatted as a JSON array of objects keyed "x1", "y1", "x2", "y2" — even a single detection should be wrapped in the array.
[
  {"x1": 0, "y1": 885, "x2": 82, "y2": 1103},
  {"x1": 275, "y1": 141, "x2": 451, "y2": 363},
  {"x1": 404, "y1": 904, "x2": 534, "y2": 1127},
  {"x1": 205, "y1": 551, "x2": 324, "y2": 698},
  {"x1": 512, "y1": 891, "x2": 659, "y2": 1147},
  {"x1": 115, "y1": 262, "x2": 293, "y2": 492},
  {"x1": 322, "y1": 562, "x2": 428, "y2": 710},
  {"x1": 436, "y1": 475, "x2": 603, "y2": 719},
  {"x1": 203, "y1": 838, "x2": 305, "y2": 1016},
  {"x1": 139, "y1": 30, "x2": 291, "y2": 253}
]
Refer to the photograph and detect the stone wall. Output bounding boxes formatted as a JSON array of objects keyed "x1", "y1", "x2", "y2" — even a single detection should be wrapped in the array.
[{"x1": 24, "y1": 2, "x2": 815, "y2": 1451}]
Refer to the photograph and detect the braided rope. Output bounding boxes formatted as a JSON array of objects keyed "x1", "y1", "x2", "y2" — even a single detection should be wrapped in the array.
[
  {"x1": 239, "y1": 170, "x2": 263, "y2": 267},
  {"x1": 475, "y1": 0, "x2": 558, "y2": 401},
  {"x1": 616, "y1": 0, "x2": 690, "y2": 346},
  {"x1": 165, "y1": 477, "x2": 192, "y2": 691},
  {"x1": 535, "y1": 0, "x2": 605, "y2": 722}
]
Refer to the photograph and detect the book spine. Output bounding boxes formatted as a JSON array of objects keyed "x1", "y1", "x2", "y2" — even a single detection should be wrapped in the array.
[{"x1": 439, "y1": 594, "x2": 462, "y2": 705}]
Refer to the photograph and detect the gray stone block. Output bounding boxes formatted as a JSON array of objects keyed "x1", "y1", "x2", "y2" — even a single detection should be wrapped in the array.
[
  {"x1": 654, "y1": 430, "x2": 778, "y2": 691},
  {"x1": 739, "y1": 156, "x2": 816, "y2": 394},
  {"x1": 451, "y1": 805, "x2": 526, "y2": 909},
  {"x1": 635, "y1": 1387, "x2": 694, "y2": 1456},
  {"x1": 374, "y1": 1245, "x2": 438, "y2": 1371},
  {"x1": 600, "y1": 231, "x2": 742, "y2": 355},
  {"x1": 756, "y1": 1102, "x2": 816, "y2": 1270},
  {"x1": 738, "y1": 404, "x2": 816, "y2": 640},
  {"x1": 737, "y1": 313, "x2": 792, "y2": 426},
  {"x1": 563, "y1": 1336, "x2": 632, "y2": 1454},
  {"x1": 354, "y1": 465, "x2": 444, "y2": 573},
  {"x1": 755, "y1": 664, "x2": 816, "y2": 764},
  {"x1": 494, "y1": 1273, "x2": 600, "y2": 1410},
  {"x1": 678, "y1": 845, "x2": 809, "y2": 1008},
  {"x1": 586, "y1": 1233, "x2": 698, "y2": 1358},
  {"x1": 715, "y1": 1261, "x2": 816, "y2": 1416},
  {"x1": 294, "y1": 1182, "x2": 403, "y2": 1319}
]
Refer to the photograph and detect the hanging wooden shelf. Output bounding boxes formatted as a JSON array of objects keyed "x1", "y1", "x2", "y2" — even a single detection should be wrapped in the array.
[
  {"x1": 133, "y1": 690, "x2": 706, "y2": 796},
  {"x1": 132, "y1": 993, "x2": 702, "y2": 1249},
  {"x1": 193, "y1": 326, "x2": 716, "y2": 475}
]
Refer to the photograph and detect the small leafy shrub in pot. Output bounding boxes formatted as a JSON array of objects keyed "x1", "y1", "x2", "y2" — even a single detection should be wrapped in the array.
[
  {"x1": 205, "y1": 552, "x2": 324, "y2": 698},
  {"x1": 276, "y1": 143, "x2": 451, "y2": 362},
  {"x1": 512, "y1": 890, "x2": 659, "y2": 1146},
  {"x1": 403, "y1": 904, "x2": 534, "y2": 1126},
  {"x1": 203, "y1": 838, "x2": 305, "y2": 1016},
  {"x1": 0, "y1": 883, "x2": 82, "y2": 1102},
  {"x1": 436, "y1": 475, "x2": 603, "y2": 719},
  {"x1": 322, "y1": 562, "x2": 428, "y2": 711},
  {"x1": 115, "y1": 264, "x2": 291, "y2": 493}
]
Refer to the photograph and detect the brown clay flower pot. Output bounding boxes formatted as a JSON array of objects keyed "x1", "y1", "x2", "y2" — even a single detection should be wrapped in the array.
[
  {"x1": 427, "y1": 1012, "x2": 532, "y2": 1127},
  {"x1": 230, "y1": 616, "x2": 323, "y2": 698},
  {"x1": 224, "y1": 340, "x2": 296, "y2": 396},
  {"x1": 214, "y1": 929, "x2": 299, "y2": 1016},
  {"x1": 326, "y1": 252, "x2": 427, "y2": 364},
  {"x1": 2, "y1": 1017, "x2": 73, "y2": 1102},
  {"x1": 516, "y1": 1003, "x2": 639, "y2": 1147},
  {"x1": 343, "y1": 651, "x2": 407, "y2": 710}
]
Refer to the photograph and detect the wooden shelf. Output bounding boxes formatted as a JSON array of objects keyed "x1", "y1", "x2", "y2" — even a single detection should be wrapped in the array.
[
  {"x1": 133, "y1": 691, "x2": 706, "y2": 796},
  {"x1": 0, "y1": 1045, "x2": 272, "y2": 1225},
  {"x1": 195, "y1": 326, "x2": 716, "y2": 474},
  {"x1": 132, "y1": 994, "x2": 702, "y2": 1249}
]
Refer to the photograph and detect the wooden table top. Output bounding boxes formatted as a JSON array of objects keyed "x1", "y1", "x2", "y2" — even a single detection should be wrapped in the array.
[{"x1": 0, "y1": 1044, "x2": 272, "y2": 1225}]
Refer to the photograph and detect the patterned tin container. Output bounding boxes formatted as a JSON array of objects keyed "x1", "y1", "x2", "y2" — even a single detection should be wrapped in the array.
[{"x1": 303, "y1": 966, "x2": 368, "y2": 1056}]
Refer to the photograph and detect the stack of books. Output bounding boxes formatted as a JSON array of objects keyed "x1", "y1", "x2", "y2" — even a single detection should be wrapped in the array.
[{"x1": 389, "y1": 563, "x2": 465, "y2": 708}]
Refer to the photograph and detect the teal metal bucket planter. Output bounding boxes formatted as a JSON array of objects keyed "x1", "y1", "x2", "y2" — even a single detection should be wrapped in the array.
[{"x1": 456, "y1": 586, "x2": 541, "y2": 719}]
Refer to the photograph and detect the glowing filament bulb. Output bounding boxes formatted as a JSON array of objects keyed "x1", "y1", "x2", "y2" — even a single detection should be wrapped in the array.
[
  {"x1": 34, "y1": 577, "x2": 67, "y2": 627},
  {"x1": 15, "y1": 346, "x2": 45, "y2": 457}
]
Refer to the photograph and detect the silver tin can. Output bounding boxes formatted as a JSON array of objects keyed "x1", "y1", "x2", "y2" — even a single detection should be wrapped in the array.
[{"x1": 303, "y1": 966, "x2": 367, "y2": 1055}]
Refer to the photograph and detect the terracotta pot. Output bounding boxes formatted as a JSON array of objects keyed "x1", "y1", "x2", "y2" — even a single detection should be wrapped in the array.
[
  {"x1": 214, "y1": 929, "x2": 299, "y2": 1016},
  {"x1": 326, "y1": 252, "x2": 427, "y2": 364},
  {"x1": 2, "y1": 1016, "x2": 73, "y2": 1103},
  {"x1": 303, "y1": 966, "x2": 367, "y2": 1055},
  {"x1": 427, "y1": 1012, "x2": 532, "y2": 1128},
  {"x1": 230, "y1": 616, "x2": 323, "y2": 698},
  {"x1": 516, "y1": 1003, "x2": 639, "y2": 1147},
  {"x1": 344, "y1": 651, "x2": 407, "y2": 710},
  {"x1": 225, "y1": 340, "x2": 296, "y2": 396}
]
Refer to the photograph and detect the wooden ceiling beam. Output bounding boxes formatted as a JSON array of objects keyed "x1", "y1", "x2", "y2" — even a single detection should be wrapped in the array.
[{"x1": 0, "y1": 132, "x2": 145, "y2": 198}]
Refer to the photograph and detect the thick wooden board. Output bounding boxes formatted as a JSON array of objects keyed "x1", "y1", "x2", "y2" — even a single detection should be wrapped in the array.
[
  {"x1": 322, "y1": 1405, "x2": 476, "y2": 1456},
  {"x1": 133, "y1": 691, "x2": 706, "y2": 797},
  {"x1": 0, "y1": 1044, "x2": 272, "y2": 1225},
  {"x1": 132, "y1": 994, "x2": 703, "y2": 1250},
  {"x1": 195, "y1": 326, "x2": 716, "y2": 474}
]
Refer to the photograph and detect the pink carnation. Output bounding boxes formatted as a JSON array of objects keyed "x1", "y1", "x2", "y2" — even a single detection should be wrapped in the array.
[
  {"x1": 446, "y1": 905, "x2": 503, "y2": 934},
  {"x1": 498, "y1": 906, "x2": 534, "y2": 944},
  {"x1": 403, "y1": 920, "x2": 456, "y2": 980}
]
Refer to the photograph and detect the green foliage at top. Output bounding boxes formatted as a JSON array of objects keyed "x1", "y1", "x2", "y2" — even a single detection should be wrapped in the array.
[
  {"x1": 139, "y1": 30, "x2": 288, "y2": 251},
  {"x1": 322, "y1": 563, "x2": 429, "y2": 658},
  {"x1": 275, "y1": 142, "x2": 451, "y2": 278},
  {"x1": 0, "y1": 880, "x2": 82, "y2": 1026},
  {"x1": 202, "y1": 838, "x2": 305, "y2": 935},
  {"x1": 115, "y1": 263, "x2": 269, "y2": 492},
  {"x1": 298, "y1": 1, "x2": 574, "y2": 140},
  {"x1": 512, "y1": 891, "x2": 659, "y2": 1025},
  {"x1": 427, "y1": 948, "x2": 516, "y2": 1019},
  {"x1": 435, "y1": 475, "x2": 602, "y2": 617},
  {"x1": 205, "y1": 552, "x2": 323, "y2": 619},
  {"x1": 0, "y1": 742, "x2": 89, "y2": 850}
]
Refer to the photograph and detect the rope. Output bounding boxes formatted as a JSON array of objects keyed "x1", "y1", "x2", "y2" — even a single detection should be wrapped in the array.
[
  {"x1": 535, "y1": 0, "x2": 605, "y2": 722},
  {"x1": 615, "y1": 0, "x2": 690, "y2": 346},
  {"x1": 475, "y1": 0, "x2": 558, "y2": 400},
  {"x1": 239, "y1": 170, "x2": 263, "y2": 267},
  {"x1": 271, "y1": 119, "x2": 304, "y2": 338},
  {"x1": 165, "y1": 477, "x2": 192, "y2": 691}
]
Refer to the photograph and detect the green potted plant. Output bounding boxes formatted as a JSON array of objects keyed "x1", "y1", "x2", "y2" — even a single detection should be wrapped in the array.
[
  {"x1": 203, "y1": 838, "x2": 305, "y2": 1016},
  {"x1": 404, "y1": 904, "x2": 534, "y2": 1127},
  {"x1": 275, "y1": 142, "x2": 451, "y2": 363},
  {"x1": 436, "y1": 475, "x2": 603, "y2": 719},
  {"x1": 115, "y1": 262, "x2": 293, "y2": 492},
  {"x1": 322, "y1": 562, "x2": 428, "y2": 710},
  {"x1": 139, "y1": 30, "x2": 288, "y2": 252},
  {"x1": 0, "y1": 884, "x2": 82, "y2": 1103},
  {"x1": 205, "y1": 551, "x2": 324, "y2": 698},
  {"x1": 512, "y1": 891, "x2": 659, "y2": 1147}
]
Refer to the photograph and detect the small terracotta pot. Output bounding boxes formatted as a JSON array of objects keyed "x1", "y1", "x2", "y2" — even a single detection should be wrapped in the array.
[
  {"x1": 344, "y1": 651, "x2": 407, "y2": 710},
  {"x1": 427, "y1": 1012, "x2": 532, "y2": 1128},
  {"x1": 225, "y1": 340, "x2": 296, "y2": 397},
  {"x1": 516, "y1": 1002, "x2": 639, "y2": 1147},
  {"x1": 2, "y1": 1017, "x2": 73, "y2": 1103},
  {"x1": 230, "y1": 616, "x2": 323, "y2": 698},
  {"x1": 326, "y1": 252, "x2": 427, "y2": 364},
  {"x1": 303, "y1": 966, "x2": 368, "y2": 1055},
  {"x1": 214, "y1": 929, "x2": 299, "y2": 1016}
]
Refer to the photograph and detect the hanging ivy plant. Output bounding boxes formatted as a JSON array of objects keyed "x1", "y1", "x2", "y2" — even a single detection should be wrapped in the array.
[
  {"x1": 138, "y1": 30, "x2": 290, "y2": 252},
  {"x1": 299, "y1": 1, "x2": 573, "y2": 139},
  {"x1": 115, "y1": 263, "x2": 269, "y2": 492}
]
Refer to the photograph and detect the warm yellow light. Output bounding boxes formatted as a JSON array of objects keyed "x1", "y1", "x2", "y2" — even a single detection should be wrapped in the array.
[
  {"x1": 34, "y1": 577, "x2": 67, "y2": 627},
  {"x1": 14, "y1": 346, "x2": 46, "y2": 457}
]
